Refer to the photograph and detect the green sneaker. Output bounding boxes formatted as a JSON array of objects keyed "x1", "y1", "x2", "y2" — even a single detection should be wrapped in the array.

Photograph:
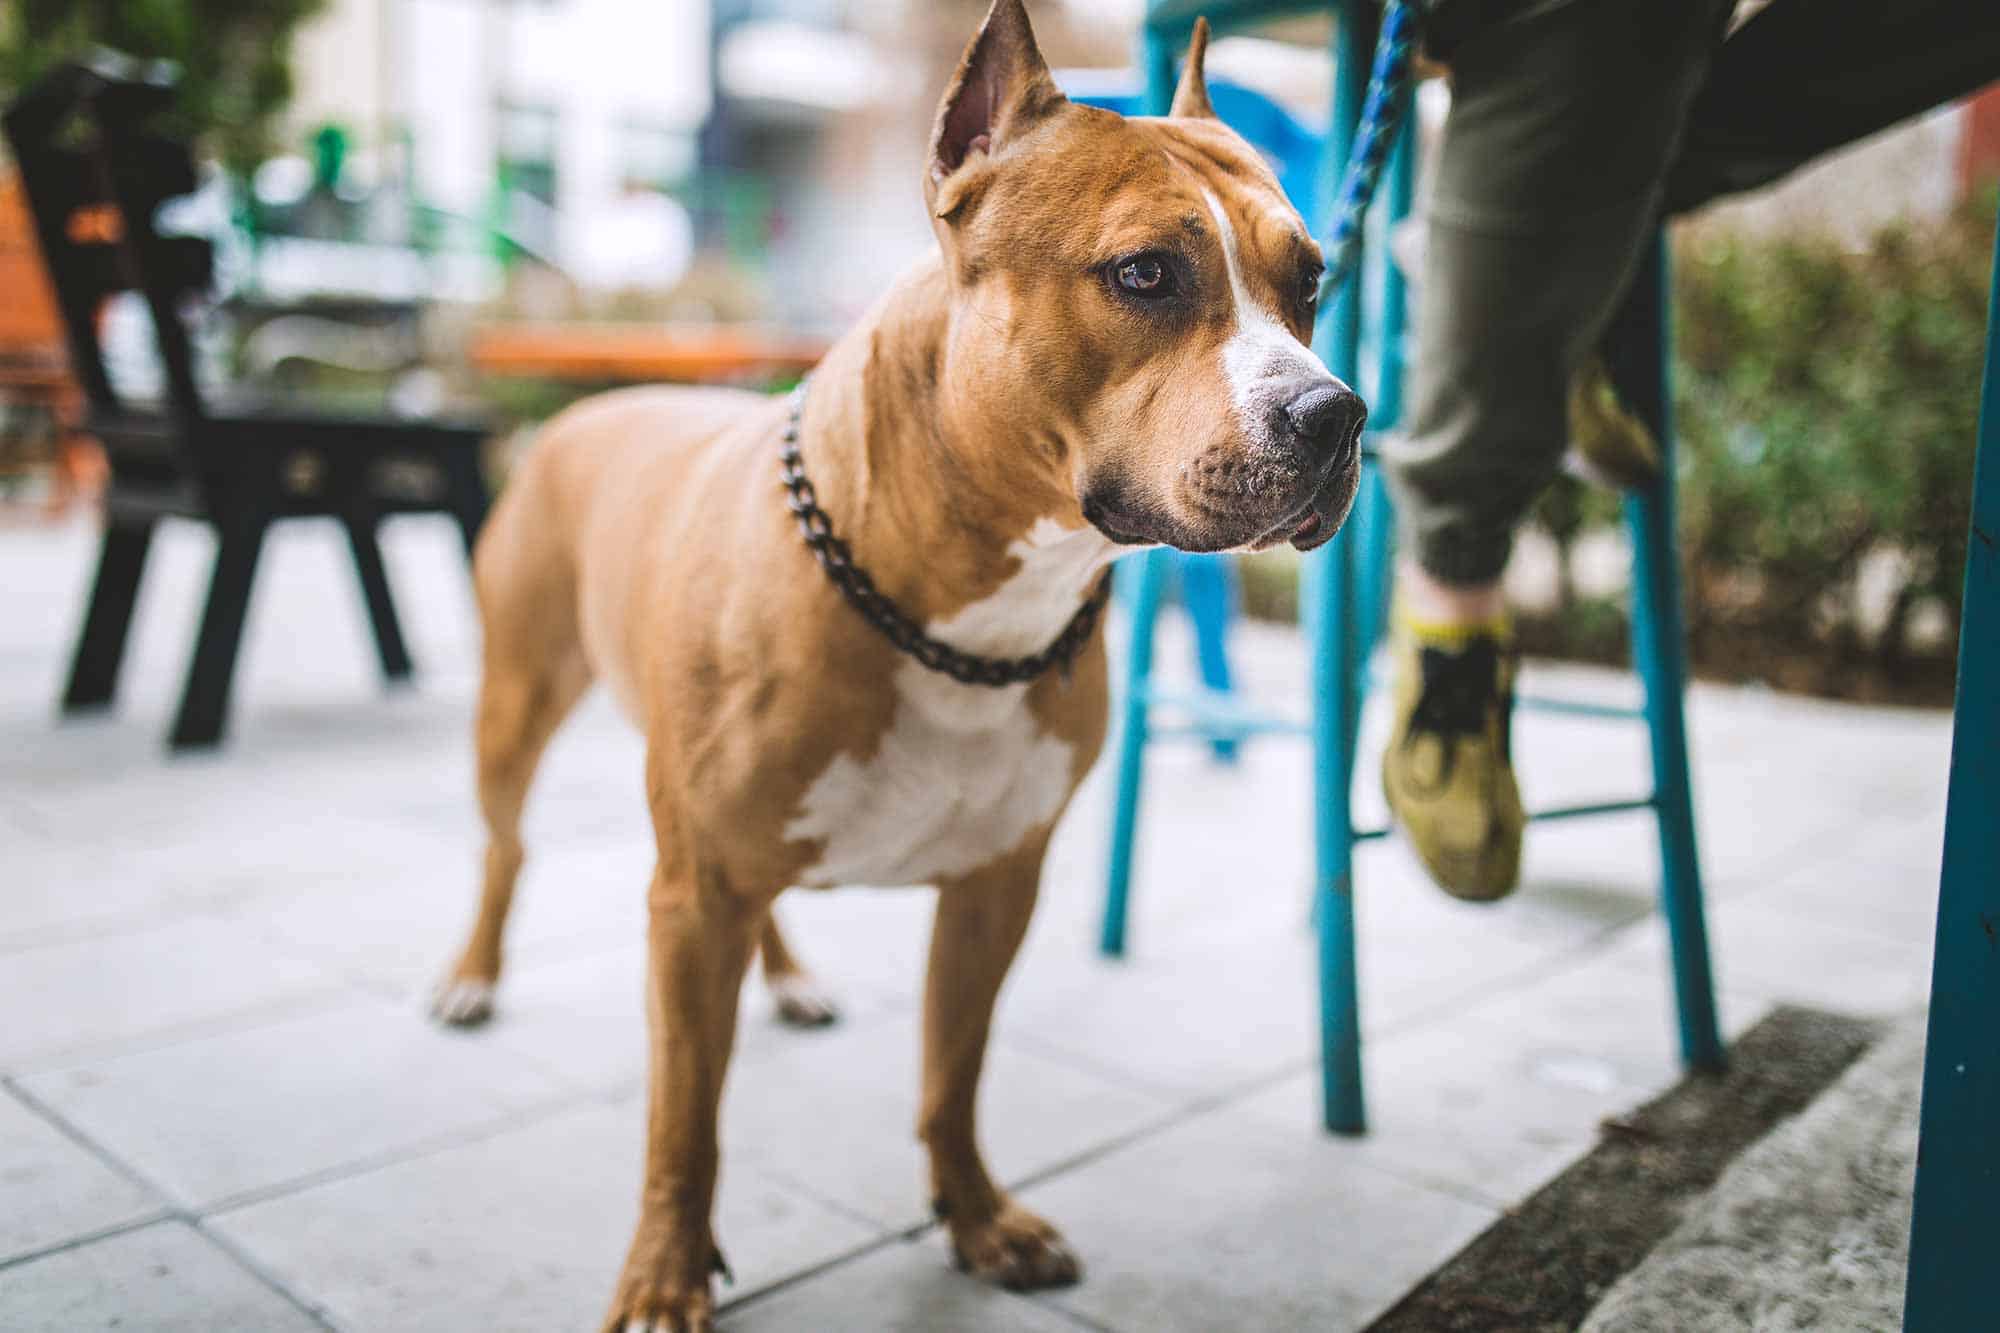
[
  {"x1": 1567, "y1": 354, "x2": 1659, "y2": 491},
  {"x1": 1381, "y1": 611, "x2": 1525, "y2": 902}
]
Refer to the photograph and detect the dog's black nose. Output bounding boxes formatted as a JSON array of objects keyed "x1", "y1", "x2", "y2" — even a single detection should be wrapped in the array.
[{"x1": 1283, "y1": 381, "x2": 1368, "y2": 465}]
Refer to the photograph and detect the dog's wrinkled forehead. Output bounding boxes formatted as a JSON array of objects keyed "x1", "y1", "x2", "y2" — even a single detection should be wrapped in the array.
[{"x1": 1156, "y1": 121, "x2": 1319, "y2": 304}]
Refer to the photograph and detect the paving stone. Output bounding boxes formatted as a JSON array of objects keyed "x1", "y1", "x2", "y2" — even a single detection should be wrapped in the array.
[
  {"x1": 1022, "y1": 1105, "x2": 1495, "y2": 1333},
  {"x1": 725, "y1": 1238, "x2": 1083, "y2": 1332},
  {"x1": 219, "y1": 829, "x2": 650, "y2": 993},
  {"x1": 1607, "y1": 903, "x2": 1933, "y2": 1020},
  {"x1": 0, "y1": 1221, "x2": 319, "y2": 1332},
  {"x1": 998, "y1": 884, "x2": 1579, "y2": 1099},
  {"x1": 1751, "y1": 806, "x2": 1947, "y2": 953},
  {"x1": 1465, "y1": 932, "x2": 1773, "y2": 1089},
  {"x1": 0, "y1": 915, "x2": 341, "y2": 1071},
  {"x1": 722, "y1": 1011, "x2": 1173, "y2": 1231},
  {"x1": 1232, "y1": 1012, "x2": 1677, "y2": 1206},
  {"x1": 472, "y1": 935, "x2": 901, "y2": 1096},
  {"x1": 213, "y1": 1098, "x2": 880, "y2": 1332},
  {"x1": 17, "y1": 995, "x2": 570, "y2": 1208},
  {"x1": 0, "y1": 1086, "x2": 162, "y2": 1263}
]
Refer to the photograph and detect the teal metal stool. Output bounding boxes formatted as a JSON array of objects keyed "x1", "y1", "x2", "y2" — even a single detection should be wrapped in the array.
[
  {"x1": 1101, "y1": 0, "x2": 1726, "y2": 1135},
  {"x1": 1901, "y1": 216, "x2": 2000, "y2": 1332}
]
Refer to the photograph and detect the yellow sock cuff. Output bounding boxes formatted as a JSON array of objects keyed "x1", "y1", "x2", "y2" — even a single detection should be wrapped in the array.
[{"x1": 1393, "y1": 601, "x2": 1510, "y2": 649}]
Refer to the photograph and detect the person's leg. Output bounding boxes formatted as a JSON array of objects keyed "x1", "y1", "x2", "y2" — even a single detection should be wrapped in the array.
[
  {"x1": 1382, "y1": 0, "x2": 1732, "y2": 899},
  {"x1": 1395, "y1": 0, "x2": 1731, "y2": 589},
  {"x1": 1666, "y1": 0, "x2": 2000, "y2": 218}
]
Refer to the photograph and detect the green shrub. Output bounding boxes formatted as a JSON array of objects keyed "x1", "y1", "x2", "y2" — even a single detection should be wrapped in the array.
[
  {"x1": 0, "y1": 0, "x2": 326, "y2": 176},
  {"x1": 1669, "y1": 192, "x2": 1993, "y2": 697}
]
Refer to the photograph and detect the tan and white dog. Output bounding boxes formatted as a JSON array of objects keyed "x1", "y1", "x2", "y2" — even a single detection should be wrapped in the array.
[{"x1": 429, "y1": 4, "x2": 1364, "y2": 1327}]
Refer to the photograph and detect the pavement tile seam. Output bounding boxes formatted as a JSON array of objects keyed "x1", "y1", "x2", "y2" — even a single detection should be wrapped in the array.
[
  {"x1": 179, "y1": 1218, "x2": 346, "y2": 1332},
  {"x1": 0, "y1": 910, "x2": 204, "y2": 961},
  {"x1": 1194, "y1": 1066, "x2": 1565, "y2": 1216},
  {"x1": 711, "y1": 1233, "x2": 901, "y2": 1317},
  {"x1": 0, "y1": 1076, "x2": 343, "y2": 1330},
  {"x1": 729, "y1": 1159, "x2": 926, "y2": 1243},
  {"x1": 9, "y1": 1036, "x2": 443, "y2": 1213},
  {"x1": 0, "y1": 984, "x2": 366, "y2": 1080},
  {"x1": 261, "y1": 921, "x2": 653, "y2": 1014},
  {"x1": 1717, "y1": 896, "x2": 1941, "y2": 953},
  {"x1": 0, "y1": 885, "x2": 298, "y2": 960},
  {"x1": 987, "y1": 1026, "x2": 1224, "y2": 1108},
  {"x1": 1372, "y1": 924, "x2": 1649, "y2": 1031},
  {"x1": 710, "y1": 1037, "x2": 1187, "y2": 1236},
  {"x1": 0, "y1": 1218, "x2": 344, "y2": 1332},
  {"x1": 0, "y1": 1212, "x2": 171, "y2": 1279},
  {"x1": 175, "y1": 1000, "x2": 924, "y2": 1224},
  {"x1": 0, "y1": 1072, "x2": 175, "y2": 1272},
  {"x1": 1201, "y1": 1097, "x2": 1516, "y2": 1217},
  {"x1": 711, "y1": 1234, "x2": 1119, "y2": 1332},
  {"x1": 989, "y1": 916, "x2": 1630, "y2": 1109},
  {"x1": 187, "y1": 1080, "x2": 619, "y2": 1218},
  {"x1": 12, "y1": 993, "x2": 627, "y2": 1216}
]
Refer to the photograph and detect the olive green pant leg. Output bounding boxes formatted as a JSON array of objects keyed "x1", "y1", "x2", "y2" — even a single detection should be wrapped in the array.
[{"x1": 1388, "y1": 0, "x2": 1731, "y2": 586}]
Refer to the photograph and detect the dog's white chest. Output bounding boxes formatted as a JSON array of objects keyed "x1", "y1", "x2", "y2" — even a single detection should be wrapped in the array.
[
  {"x1": 785, "y1": 669, "x2": 1074, "y2": 887},
  {"x1": 783, "y1": 519, "x2": 1114, "y2": 888}
]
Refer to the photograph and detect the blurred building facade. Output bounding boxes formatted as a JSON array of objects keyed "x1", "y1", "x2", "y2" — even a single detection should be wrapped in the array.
[
  {"x1": 286, "y1": 0, "x2": 712, "y2": 282},
  {"x1": 275, "y1": 1, "x2": 1995, "y2": 320}
]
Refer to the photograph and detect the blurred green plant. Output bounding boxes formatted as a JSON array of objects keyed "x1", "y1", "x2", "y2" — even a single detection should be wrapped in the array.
[
  {"x1": 0, "y1": 0, "x2": 325, "y2": 175},
  {"x1": 1670, "y1": 190, "x2": 1993, "y2": 695}
]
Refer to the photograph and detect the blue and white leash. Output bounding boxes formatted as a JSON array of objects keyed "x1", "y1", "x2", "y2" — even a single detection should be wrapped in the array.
[{"x1": 1318, "y1": 0, "x2": 1419, "y2": 300}]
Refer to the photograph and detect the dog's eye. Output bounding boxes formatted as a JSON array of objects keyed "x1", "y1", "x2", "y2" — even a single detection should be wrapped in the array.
[
  {"x1": 1301, "y1": 270, "x2": 1324, "y2": 313},
  {"x1": 1114, "y1": 255, "x2": 1173, "y2": 298}
]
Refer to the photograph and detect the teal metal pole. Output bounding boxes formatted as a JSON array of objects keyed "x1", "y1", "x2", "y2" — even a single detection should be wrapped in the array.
[
  {"x1": 1309, "y1": 0, "x2": 1373, "y2": 1136},
  {"x1": 1903, "y1": 224, "x2": 2000, "y2": 1332},
  {"x1": 1100, "y1": 21, "x2": 1181, "y2": 959},
  {"x1": 1620, "y1": 234, "x2": 1725, "y2": 1073},
  {"x1": 1103, "y1": 550, "x2": 1167, "y2": 957}
]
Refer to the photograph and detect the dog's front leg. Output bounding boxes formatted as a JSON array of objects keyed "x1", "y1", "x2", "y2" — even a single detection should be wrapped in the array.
[
  {"x1": 922, "y1": 834, "x2": 1080, "y2": 1290},
  {"x1": 602, "y1": 861, "x2": 760, "y2": 1333}
]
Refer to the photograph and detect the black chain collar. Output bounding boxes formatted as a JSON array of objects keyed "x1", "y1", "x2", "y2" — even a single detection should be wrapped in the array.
[{"x1": 777, "y1": 381, "x2": 1111, "y2": 688}]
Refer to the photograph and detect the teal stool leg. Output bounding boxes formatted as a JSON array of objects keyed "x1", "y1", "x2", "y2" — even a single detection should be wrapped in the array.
[
  {"x1": 1182, "y1": 554, "x2": 1241, "y2": 763},
  {"x1": 1100, "y1": 17, "x2": 1182, "y2": 960},
  {"x1": 1103, "y1": 547, "x2": 1171, "y2": 958},
  {"x1": 1615, "y1": 234, "x2": 1725, "y2": 1072},
  {"x1": 1902, "y1": 224, "x2": 2000, "y2": 1332},
  {"x1": 1309, "y1": 520, "x2": 1368, "y2": 1134},
  {"x1": 1311, "y1": 0, "x2": 1375, "y2": 1136}
]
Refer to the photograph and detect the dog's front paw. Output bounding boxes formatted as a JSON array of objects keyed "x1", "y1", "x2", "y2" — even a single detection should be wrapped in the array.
[
  {"x1": 600, "y1": 1276, "x2": 713, "y2": 1333},
  {"x1": 428, "y1": 974, "x2": 496, "y2": 1027},
  {"x1": 949, "y1": 1202, "x2": 1081, "y2": 1291},
  {"x1": 600, "y1": 1295, "x2": 712, "y2": 1333},
  {"x1": 768, "y1": 972, "x2": 840, "y2": 1028},
  {"x1": 601, "y1": 1229, "x2": 727, "y2": 1333}
]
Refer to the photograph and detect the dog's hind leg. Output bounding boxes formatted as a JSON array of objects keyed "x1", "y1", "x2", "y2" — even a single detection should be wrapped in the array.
[
  {"x1": 758, "y1": 907, "x2": 840, "y2": 1028},
  {"x1": 432, "y1": 568, "x2": 592, "y2": 1027}
]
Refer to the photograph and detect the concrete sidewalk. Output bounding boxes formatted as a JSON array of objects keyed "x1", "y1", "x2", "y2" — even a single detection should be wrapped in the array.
[{"x1": 0, "y1": 514, "x2": 1949, "y2": 1331}]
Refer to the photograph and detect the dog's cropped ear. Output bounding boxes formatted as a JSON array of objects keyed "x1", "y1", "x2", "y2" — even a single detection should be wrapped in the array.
[
  {"x1": 1169, "y1": 18, "x2": 1217, "y2": 120},
  {"x1": 926, "y1": 0, "x2": 1067, "y2": 220}
]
